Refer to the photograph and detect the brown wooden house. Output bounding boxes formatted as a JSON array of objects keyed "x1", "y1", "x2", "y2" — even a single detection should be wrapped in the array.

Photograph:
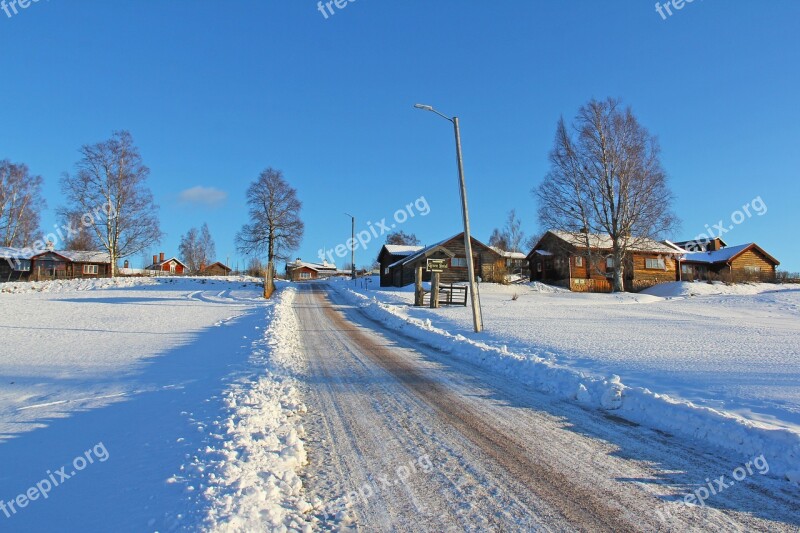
[
  {"x1": 29, "y1": 250, "x2": 112, "y2": 280},
  {"x1": 384, "y1": 233, "x2": 503, "y2": 287},
  {"x1": 200, "y1": 261, "x2": 232, "y2": 276},
  {"x1": 527, "y1": 230, "x2": 681, "y2": 293},
  {"x1": 285, "y1": 259, "x2": 338, "y2": 281},
  {"x1": 377, "y1": 244, "x2": 423, "y2": 287},
  {"x1": 679, "y1": 243, "x2": 779, "y2": 282}
]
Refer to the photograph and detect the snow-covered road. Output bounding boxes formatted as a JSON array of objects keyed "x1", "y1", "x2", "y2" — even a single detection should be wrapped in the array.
[{"x1": 298, "y1": 284, "x2": 798, "y2": 531}]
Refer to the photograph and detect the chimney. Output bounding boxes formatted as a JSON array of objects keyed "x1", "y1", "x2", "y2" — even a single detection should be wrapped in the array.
[
  {"x1": 153, "y1": 254, "x2": 158, "y2": 265},
  {"x1": 159, "y1": 252, "x2": 165, "y2": 262},
  {"x1": 123, "y1": 260, "x2": 129, "y2": 269}
]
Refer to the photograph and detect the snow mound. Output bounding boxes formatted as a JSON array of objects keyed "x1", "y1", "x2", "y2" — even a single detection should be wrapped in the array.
[
  {"x1": 528, "y1": 281, "x2": 570, "y2": 293},
  {"x1": 641, "y1": 281, "x2": 783, "y2": 299},
  {"x1": 200, "y1": 287, "x2": 316, "y2": 531}
]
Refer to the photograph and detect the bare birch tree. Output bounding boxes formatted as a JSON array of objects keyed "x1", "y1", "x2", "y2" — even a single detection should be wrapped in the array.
[
  {"x1": 179, "y1": 223, "x2": 216, "y2": 274},
  {"x1": 535, "y1": 98, "x2": 677, "y2": 291},
  {"x1": 488, "y1": 210, "x2": 526, "y2": 252},
  {"x1": 0, "y1": 160, "x2": 45, "y2": 248},
  {"x1": 60, "y1": 131, "x2": 162, "y2": 276},
  {"x1": 236, "y1": 168, "x2": 304, "y2": 296}
]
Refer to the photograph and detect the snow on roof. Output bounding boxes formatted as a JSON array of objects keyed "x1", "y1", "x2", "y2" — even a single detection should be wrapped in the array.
[
  {"x1": 680, "y1": 243, "x2": 758, "y2": 264},
  {"x1": 0, "y1": 247, "x2": 34, "y2": 260},
  {"x1": 382, "y1": 244, "x2": 424, "y2": 256},
  {"x1": 389, "y1": 234, "x2": 461, "y2": 268},
  {"x1": 145, "y1": 257, "x2": 188, "y2": 270},
  {"x1": 489, "y1": 247, "x2": 527, "y2": 259},
  {"x1": 547, "y1": 230, "x2": 679, "y2": 254},
  {"x1": 52, "y1": 250, "x2": 112, "y2": 263},
  {"x1": 291, "y1": 260, "x2": 337, "y2": 272}
]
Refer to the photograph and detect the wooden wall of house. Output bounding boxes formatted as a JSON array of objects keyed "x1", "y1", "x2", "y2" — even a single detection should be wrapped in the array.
[
  {"x1": 630, "y1": 254, "x2": 678, "y2": 282},
  {"x1": 290, "y1": 266, "x2": 318, "y2": 281},
  {"x1": 729, "y1": 249, "x2": 777, "y2": 281}
]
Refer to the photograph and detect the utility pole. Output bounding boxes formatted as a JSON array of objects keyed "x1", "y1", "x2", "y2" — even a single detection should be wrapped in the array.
[
  {"x1": 345, "y1": 213, "x2": 356, "y2": 284},
  {"x1": 414, "y1": 104, "x2": 484, "y2": 332}
]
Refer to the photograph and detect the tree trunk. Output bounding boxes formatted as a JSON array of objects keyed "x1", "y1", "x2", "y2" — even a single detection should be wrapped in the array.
[
  {"x1": 264, "y1": 260, "x2": 275, "y2": 299},
  {"x1": 613, "y1": 257, "x2": 625, "y2": 292}
]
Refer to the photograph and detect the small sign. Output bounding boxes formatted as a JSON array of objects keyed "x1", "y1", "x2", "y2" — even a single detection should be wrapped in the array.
[{"x1": 426, "y1": 259, "x2": 447, "y2": 272}]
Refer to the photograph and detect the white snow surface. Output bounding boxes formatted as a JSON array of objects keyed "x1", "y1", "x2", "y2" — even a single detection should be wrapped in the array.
[
  {"x1": 328, "y1": 278, "x2": 800, "y2": 481},
  {"x1": 0, "y1": 277, "x2": 312, "y2": 531}
]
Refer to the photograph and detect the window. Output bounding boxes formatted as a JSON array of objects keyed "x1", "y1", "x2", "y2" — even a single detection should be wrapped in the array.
[
  {"x1": 536, "y1": 263, "x2": 542, "y2": 273},
  {"x1": 384, "y1": 267, "x2": 390, "y2": 275},
  {"x1": 574, "y1": 256, "x2": 583, "y2": 267},
  {"x1": 300, "y1": 271, "x2": 312, "y2": 279},
  {"x1": 606, "y1": 257, "x2": 614, "y2": 269},
  {"x1": 12, "y1": 260, "x2": 31, "y2": 272},
  {"x1": 169, "y1": 262, "x2": 177, "y2": 273},
  {"x1": 681, "y1": 264, "x2": 691, "y2": 274},
  {"x1": 645, "y1": 258, "x2": 666, "y2": 270},
  {"x1": 451, "y1": 257, "x2": 467, "y2": 268},
  {"x1": 744, "y1": 266, "x2": 761, "y2": 274},
  {"x1": 83, "y1": 264, "x2": 99, "y2": 275}
]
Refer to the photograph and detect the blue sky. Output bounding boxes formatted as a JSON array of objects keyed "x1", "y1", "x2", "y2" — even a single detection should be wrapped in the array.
[{"x1": 1, "y1": 1, "x2": 798, "y2": 271}]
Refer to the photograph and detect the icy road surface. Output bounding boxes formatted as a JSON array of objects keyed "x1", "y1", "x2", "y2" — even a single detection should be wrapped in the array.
[{"x1": 298, "y1": 284, "x2": 798, "y2": 532}]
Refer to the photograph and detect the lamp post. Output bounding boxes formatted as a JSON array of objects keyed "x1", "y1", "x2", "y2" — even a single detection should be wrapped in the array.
[
  {"x1": 344, "y1": 212, "x2": 355, "y2": 283},
  {"x1": 413, "y1": 104, "x2": 483, "y2": 332}
]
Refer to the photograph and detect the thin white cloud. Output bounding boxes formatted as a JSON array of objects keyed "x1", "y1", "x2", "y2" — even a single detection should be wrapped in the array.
[{"x1": 178, "y1": 186, "x2": 228, "y2": 207}]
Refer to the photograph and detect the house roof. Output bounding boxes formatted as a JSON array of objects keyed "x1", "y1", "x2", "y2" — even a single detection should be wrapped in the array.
[
  {"x1": 489, "y1": 247, "x2": 527, "y2": 260},
  {"x1": 0, "y1": 247, "x2": 34, "y2": 261},
  {"x1": 389, "y1": 233, "x2": 497, "y2": 269},
  {"x1": 145, "y1": 257, "x2": 188, "y2": 270},
  {"x1": 382, "y1": 244, "x2": 424, "y2": 256},
  {"x1": 532, "y1": 230, "x2": 680, "y2": 256},
  {"x1": 289, "y1": 260, "x2": 337, "y2": 272},
  {"x1": 681, "y1": 243, "x2": 779, "y2": 265},
  {"x1": 203, "y1": 261, "x2": 231, "y2": 272},
  {"x1": 30, "y1": 250, "x2": 112, "y2": 263},
  {"x1": 672, "y1": 238, "x2": 728, "y2": 251}
]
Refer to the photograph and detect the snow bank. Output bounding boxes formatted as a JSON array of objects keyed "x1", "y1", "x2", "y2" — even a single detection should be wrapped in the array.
[
  {"x1": 200, "y1": 287, "x2": 316, "y2": 532},
  {"x1": 0, "y1": 276, "x2": 158, "y2": 293},
  {"x1": 329, "y1": 284, "x2": 800, "y2": 483},
  {"x1": 641, "y1": 280, "x2": 782, "y2": 298}
]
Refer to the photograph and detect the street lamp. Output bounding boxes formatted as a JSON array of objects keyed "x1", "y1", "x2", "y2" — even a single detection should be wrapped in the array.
[
  {"x1": 413, "y1": 103, "x2": 484, "y2": 332},
  {"x1": 344, "y1": 212, "x2": 355, "y2": 283}
]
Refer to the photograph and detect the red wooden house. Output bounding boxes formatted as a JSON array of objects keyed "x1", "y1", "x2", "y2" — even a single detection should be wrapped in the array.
[{"x1": 145, "y1": 253, "x2": 188, "y2": 275}]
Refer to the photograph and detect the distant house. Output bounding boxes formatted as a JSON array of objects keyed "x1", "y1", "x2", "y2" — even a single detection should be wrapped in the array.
[
  {"x1": 29, "y1": 250, "x2": 112, "y2": 280},
  {"x1": 0, "y1": 247, "x2": 34, "y2": 282},
  {"x1": 145, "y1": 253, "x2": 187, "y2": 275},
  {"x1": 676, "y1": 242, "x2": 779, "y2": 282},
  {"x1": 200, "y1": 261, "x2": 232, "y2": 276},
  {"x1": 382, "y1": 233, "x2": 503, "y2": 288},
  {"x1": 377, "y1": 244, "x2": 423, "y2": 287},
  {"x1": 527, "y1": 230, "x2": 681, "y2": 293},
  {"x1": 285, "y1": 259, "x2": 338, "y2": 281},
  {"x1": 489, "y1": 247, "x2": 529, "y2": 278}
]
